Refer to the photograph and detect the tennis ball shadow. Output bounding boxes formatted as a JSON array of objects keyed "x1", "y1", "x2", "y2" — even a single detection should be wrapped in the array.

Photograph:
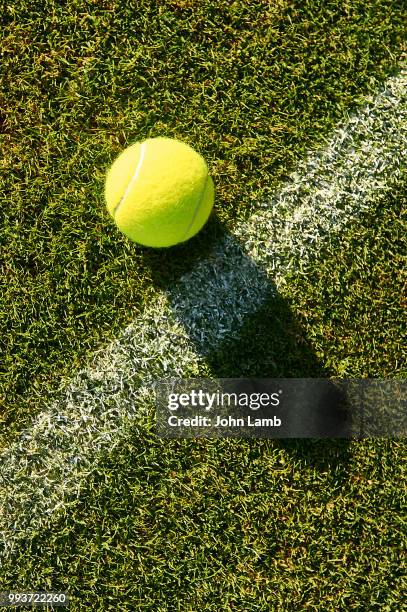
[
  {"x1": 206, "y1": 298, "x2": 352, "y2": 472},
  {"x1": 207, "y1": 294, "x2": 324, "y2": 378},
  {"x1": 139, "y1": 212, "x2": 224, "y2": 288},
  {"x1": 143, "y1": 215, "x2": 352, "y2": 472}
]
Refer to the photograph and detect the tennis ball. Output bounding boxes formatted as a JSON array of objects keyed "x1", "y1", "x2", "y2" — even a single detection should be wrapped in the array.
[{"x1": 105, "y1": 137, "x2": 215, "y2": 248}]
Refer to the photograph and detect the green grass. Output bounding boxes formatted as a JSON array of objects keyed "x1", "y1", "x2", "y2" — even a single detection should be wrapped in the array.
[
  {"x1": 0, "y1": 0, "x2": 406, "y2": 609},
  {"x1": 210, "y1": 187, "x2": 407, "y2": 380},
  {"x1": 288, "y1": 189, "x2": 407, "y2": 378},
  {"x1": 1, "y1": 433, "x2": 404, "y2": 610},
  {"x1": 1, "y1": 0, "x2": 405, "y2": 445}
]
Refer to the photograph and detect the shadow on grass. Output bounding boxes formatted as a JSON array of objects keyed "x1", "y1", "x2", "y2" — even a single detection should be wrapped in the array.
[{"x1": 143, "y1": 214, "x2": 352, "y2": 474}]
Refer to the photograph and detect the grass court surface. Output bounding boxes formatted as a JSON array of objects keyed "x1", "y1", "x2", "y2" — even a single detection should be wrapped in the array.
[{"x1": 0, "y1": 1, "x2": 406, "y2": 610}]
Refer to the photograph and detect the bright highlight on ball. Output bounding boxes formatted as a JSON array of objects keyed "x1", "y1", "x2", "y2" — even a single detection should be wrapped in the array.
[{"x1": 105, "y1": 136, "x2": 215, "y2": 248}]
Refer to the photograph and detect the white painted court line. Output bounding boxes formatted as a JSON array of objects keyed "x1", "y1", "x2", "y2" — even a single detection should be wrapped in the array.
[
  {"x1": 171, "y1": 70, "x2": 406, "y2": 353},
  {"x1": 0, "y1": 70, "x2": 406, "y2": 558}
]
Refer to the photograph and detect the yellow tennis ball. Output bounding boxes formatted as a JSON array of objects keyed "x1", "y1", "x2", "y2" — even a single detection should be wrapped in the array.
[{"x1": 105, "y1": 137, "x2": 215, "y2": 248}]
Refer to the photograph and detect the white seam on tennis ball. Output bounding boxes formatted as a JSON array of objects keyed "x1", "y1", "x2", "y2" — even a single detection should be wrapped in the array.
[
  {"x1": 180, "y1": 171, "x2": 210, "y2": 242},
  {"x1": 113, "y1": 142, "x2": 146, "y2": 217}
]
